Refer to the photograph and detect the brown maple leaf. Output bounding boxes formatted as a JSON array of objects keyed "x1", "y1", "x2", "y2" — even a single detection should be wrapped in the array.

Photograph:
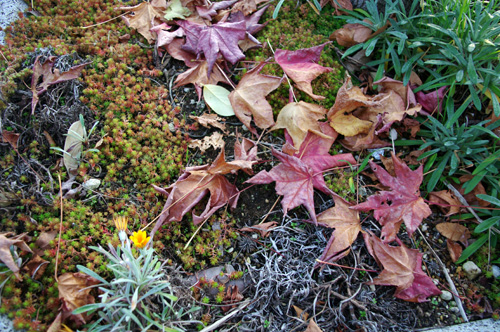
[
  {"x1": 436, "y1": 222, "x2": 470, "y2": 246},
  {"x1": 174, "y1": 60, "x2": 231, "y2": 98},
  {"x1": 315, "y1": 195, "x2": 361, "y2": 264},
  {"x1": 190, "y1": 113, "x2": 227, "y2": 133},
  {"x1": 429, "y1": 190, "x2": 461, "y2": 216},
  {"x1": 151, "y1": 147, "x2": 254, "y2": 236},
  {"x1": 240, "y1": 221, "x2": 278, "y2": 238},
  {"x1": 304, "y1": 319, "x2": 323, "y2": 332},
  {"x1": 58, "y1": 272, "x2": 100, "y2": 325},
  {"x1": 0, "y1": 232, "x2": 32, "y2": 280},
  {"x1": 22, "y1": 255, "x2": 49, "y2": 280},
  {"x1": 118, "y1": 0, "x2": 167, "y2": 43},
  {"x1": 329, "y1": 22, "x2": 373, "y2": 47},
  {"x1": 234, "y1": 133, "x2": 258, "y2": 174},
  {"x1": 364, "y1": 233, "x2": 441, "y2": 302},
  {"x1": 353, "y1": 153, "x2": 431, "y2": 242},
  {"x1": 273, "y1": 101, "x2": 330, "y2": 150},
  {"x1": 165, "y1": 38, "x2": 197, "y2": 67},
  {"x1": 229, "y1": 63, "x2": 282, "y2": 134},
  {"x1": 30, "y1": 56, "x2": 87, "y2": 114},
  {"x1": 231, "y1": 0, "x2": 268, "y2": 15},
  {"x1": 1, "y1": 130, "x2": 20, "y2": 151},
  {"x1": 275, "y1": 42, "x2": 334, "y2": 100}
]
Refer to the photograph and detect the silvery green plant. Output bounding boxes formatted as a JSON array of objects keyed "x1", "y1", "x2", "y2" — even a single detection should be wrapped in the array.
[{"x1": 73, "y1": 241, "x2": 199, "y2": 332}]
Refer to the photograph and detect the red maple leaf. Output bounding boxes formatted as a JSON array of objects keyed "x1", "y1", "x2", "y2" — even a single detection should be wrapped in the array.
[
  {"x1": 364, "y1": 233, "x2": 441, "y2": 303},
  {"x1": 178, "y1": 19, "x2": 247, "y2": 76},
  {"x1": 247, "y1": 124, "x2": 355, "y2": 224},
  {"x1": 275, "y1": 42, "x2": 333, "y2": 100},
  {"x1": 353, "y1": 153, "x2": 431, "y2": 242},
  {"x1": 152, "y1": 148, "x2": 254, "y2": 236}
]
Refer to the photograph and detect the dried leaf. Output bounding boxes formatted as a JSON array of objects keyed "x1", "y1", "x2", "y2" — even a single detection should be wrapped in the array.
[
  {"x1": 415, "y1": 86, "x2": 447, "y2": 113},
  {"x1": 151, "y1": 23, "x2": 185, "y2": 47},
  {"x1": 174, "y1": 60, "x2": 231, "y2": 98},
  {"x1": 329, "y1": 22, "x2": 372, "y2": 47},
  {"x1": 320, "y1": 0, "x2": 352, "y2": 13},
  {"x1": 196, "y1": 0, "x2": 238, "y2": 20},
  {"x1": 47, "y1": 313, "x2": 62, "y2": 332},
  {"x1": 165, "y1": 38, "x2": 197, "y2": 67},
  {"x1": 436, "y1": 222, "x2": 470, "y2": 246},
  {"x1": 293, "y1": 305, "x2": 309, "y2": 320},
  {"x1": 1, "y1": 130, "x2": 20, "y2": 151},
  {"x1": 229, "y1": 63, "x2": 282, "y2": 134},
  {"x1": 447, "y1": 239, "x2": 462, "y2": 262},
  {"x1": 188, "y1": 132, "x2": 225, "y2": 153},
  {"x1": 152, "y1": 148, "x2": 253, "y2": 233},
  {"x1": 234, "y1": 134, "x2": 258, "y2": 174},
  {"x1": 178, "y1": 19, "x2": 246, "y2": 76},
  {"x1": 203, "y1": 84, "x2": 234, "y2": 116},
  {"x1": 22, "y1": 255, "x2": 49, "y2": 280},
  {"x1": 275, "y1": 43, "x2": 333, "y2": 100},
  {"x1": 316, "y1": 195, "x2": 361, "y2": 263},
  {"x1": 31, "y1": 56, "x2": 87, "y2": 114},
  {"x1": 58, "y1": 272, "x2": 100, "y2": 325},
  {"x1": 0, "y1": 232, "x2": 33, "y2": 280},
  {"x1": 364, "y1": 233, "x2": 441, "y2": 302},
  {"x1": 34, "y1": 231, "x2": 57, "y2": 256},
  {"x1": 231, "y1": 0, "x2": 269, "y2": 15},
  {"x1": 304, "y1": 319, "x2": 323, "y2": 332},
  {"x1": 63, "y1": 119, "x2": 84, "y2": 175},
  {"x1": 240, "y1": 221, "x2": 278, "y2": 238},
  {"x1": 221, "y1": 285, "x2": 244, "y2": 312},
  {"x1": 273, "y1": 101, "x2": 330, "y2": 150},
  {"x1": 190, "y1": 113, "x2": 227, "y2": 133},
  {"x1": 164, "y1": 0, "x2": 192, "y2": 20},
  {"x1": 429, "y1": 191, "x2": 461, "y2": 216},
  {"x1": 119, "y1": 0, "x2": 167, "y2": 43},
  {"x1": 353, "y1": 153, "x2": 431, "y2": 242}
]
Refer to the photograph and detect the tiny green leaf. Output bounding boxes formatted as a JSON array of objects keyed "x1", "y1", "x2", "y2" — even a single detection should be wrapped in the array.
[{"x1": 203, "y1": 84, "x2": 235, "y2": 117}]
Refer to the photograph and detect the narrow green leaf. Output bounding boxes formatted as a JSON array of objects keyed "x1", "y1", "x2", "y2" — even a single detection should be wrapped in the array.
[
  {"x1": 456, "y1": 234, "x2": 488, "y2": 264},
  {"x1": 474, "y1": 216, "x2": 500, "y2": 234}
]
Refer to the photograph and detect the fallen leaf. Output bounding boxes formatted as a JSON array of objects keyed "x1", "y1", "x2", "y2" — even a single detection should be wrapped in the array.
[
  {"x1": 240, "y1": 221, "x2": 278, "y2": 238},
  {"x1": 247, "y1": 136, "x2": 355, "y2": 225},
  {"x1": 164, "y1": 0, "x2": 191, "y2": 20},
  {"x1": 456, "y1": 175, "x2": 489, "y2": 207},
  {"x1": 58, "y1": 272, "x2": 100, "y2": 325},
  {"x1": 353, "y1": 153, "x2": 431, "y2": 242},
  {"x1": 414, "y1": 86, "x2": 447, "y2": 114},
  {"x1": 228, "y1": 5, "x2": 269, "y2": 49},
  {"x1": 229, "y1": 63, "x2": 282, "y2": 134},
  {"x1": 275, "y1": 42, "x2": 333, "y2": 100},
  {"x1": 22, "y1": 255, "x2": 49, "y2": 280},
  {"x1": 178, "y1": 19, "x2": 247, "y2": 76},
  {"x1": 47, "y1": 312, "x2": 62, "y2": 332},
  {"x1": 293, "y1": 305, "x2": 309, "y2": 320},
  {"x1": 320, "y1": 0, "x2": 352, "y2": 14},
  {"x1": 429, "y1": 191, "x2": 461, "y2": 216},
  {"x1": 151, "y1": 23, "x2": 185, "y2": 47},
  {"x1": 152, "y1": 147, "x2": 254, "y2": 234},
  {"x1": 174, "y1": 60, "x2": 231, "y2": 98},
  {"x1": 165, "y1": 38, "x2": 197, "y2": 67},
  {"x1": 63, "y1": 119, "x2": 85, "y2": 175},
  {"x1": 0, "y1": 232, "x2": 33, "y2": 280},
  {"x1": 364, "y1": 233, "x2": 441, "y2": 302},
  {"x1": 234, "y1": 134, "x2": 258, "y2": 174},
  {"x1": 119, "y1": 0, "x2": 167, "y2": 43},
  {"x1": 329, "y1": 22, "x2": 373, "y2": 47},
  {"x1": 30, "y1": 56, "x2": 87, "y2": 114},
  {"x1": 222, "y1": 285, "x2": 244, "y2": 312},
  {"x1": 203, "y1": 84, "x2": 234, "y2": 116},
  {"x1": 273, "y1": 101, "x2": 330, "y2": 150},
  {"x1": 375, "y1": 77, "x2": 417, "y2": 109},
  {"x1": 447, "y1": 239, "x2": 462, "y2": 262},
  {"x1": 315, "y1": 195, "x2": 361, "y2": 263},
  {"x1": 340, "y1": 119, "x2": 391, "y2": 151},
  {"x1": 1, "y1": 130, "x2": 20, "y2": 151},
  {"x1": 190, "y1": 113, "x2": 227, "y2": 133},
  {"x1": 188, "y1": 131, "x2": 225, "y2": 153},
  {"x1": 231, "y1": 0, "x2": 268, "y2": 15},
  {"x1": 196, "y1": 0, "x2": 238, "y2": 20},
  {"x1": 34, "y1": 231, "x2": 57, "y2": 256},
  {"x1": 304, "y1": 319, "x2": 323, "y2": 332},
  {"x1": 436, "y1": 222, "x2": 470, "y2": 246}
]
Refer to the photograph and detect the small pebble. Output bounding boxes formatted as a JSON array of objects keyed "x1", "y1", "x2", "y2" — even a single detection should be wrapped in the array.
[
  {"x1": 492, "y1": 265, "x2": 500, "y2": 279},
  {"x1": 440, "y1": 290, "x2": 453, "y2": 301},
  {"x1": 463, "y1": 261, "x2": 482, "y2": 280},
  {"x1": 449, "y1": 307, "x2": 460, "y2": 314},
  {"x1": 421, "y1": 224, "x2": 428, "y2": 232}
]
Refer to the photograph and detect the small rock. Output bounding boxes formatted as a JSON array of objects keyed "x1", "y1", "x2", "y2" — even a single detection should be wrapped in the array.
[
  {"x1": 168, "y1": 122, "x2": 176, "y2": 132},
  {"x1": 492, "y1": 265, "x2": 500, "y2": 279},
  {"x1": 421, "y1": 224, "x2": 428, "y2": 232},
  {"x1": 463, "y1": 261, "x2": 482, "y2": 280},
  {"x1": 82, "y1": 178, "x2": 101, "y2": 190},
  {"x1": 440, "y1": 290, "x2": 453, "y2": 301},
  {"x1": 449, "y1": 307, "x2": 460, "y2": 314}
]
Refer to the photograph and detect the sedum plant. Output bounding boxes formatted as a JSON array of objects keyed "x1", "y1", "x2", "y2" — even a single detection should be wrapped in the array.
[{"x1": 73, "y1": 218, "x2": 199, "y2": 332}]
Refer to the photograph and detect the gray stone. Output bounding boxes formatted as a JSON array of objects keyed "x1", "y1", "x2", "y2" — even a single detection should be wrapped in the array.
[
  {"x1": 463, "y1": 261, "x2": 482, "y2": 280},
  {"x1": 82, "y1": 178, "x2": 101, "y2": 191},
  {"x1": 440, "y1": 290, "x2": 453, "y2": 301},
  {"x1": 492, "y1": 265, "x2": 500, "y2": 279},
  {"x1": 0, "y1": 0, "x2": 28, "y2": 45}
]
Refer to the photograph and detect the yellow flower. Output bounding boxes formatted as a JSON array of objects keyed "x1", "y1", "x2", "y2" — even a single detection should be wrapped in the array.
[
  {"x1": 130, "y1": 230, "x2": 150, "y2": 249},
  {"x1": 113, "y1": 216, "x2": 128, "y2": 232},
  {"x1": 114, "y1": 216, "x2": 129, "y2": 243}
]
